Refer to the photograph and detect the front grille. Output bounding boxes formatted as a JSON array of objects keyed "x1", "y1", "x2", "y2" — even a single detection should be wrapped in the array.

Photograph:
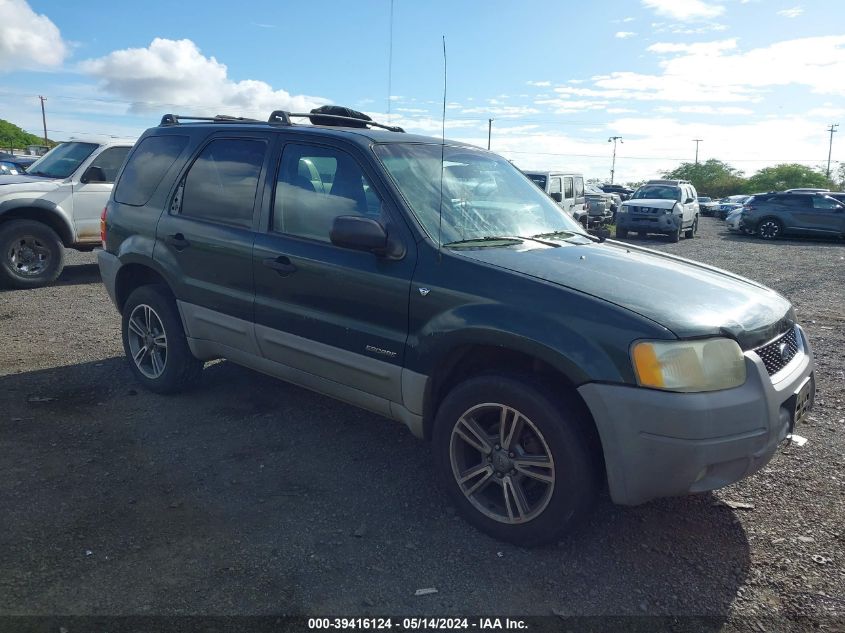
[{"x1": 754, "y1": 327, "x2": 800, "y2": 376}]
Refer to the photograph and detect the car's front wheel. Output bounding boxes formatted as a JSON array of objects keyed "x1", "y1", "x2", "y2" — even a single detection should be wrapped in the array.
[
  {"x1": 121, "y1": 285, "x2": 203, "y2": 393},
  {"x1": 684, "y1": 216, "x2": 698, "y2": 239},
  {"x1": 0, "y1": 219, "x2": 65, "y2": 289},
  {"x1": 433, "y1": 375, "x2": 599, "y2": 545}
]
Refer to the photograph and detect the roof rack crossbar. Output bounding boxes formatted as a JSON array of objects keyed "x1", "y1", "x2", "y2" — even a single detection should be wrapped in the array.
[
  {"x1": 286, "y1": 112, "x2": 405, "y2": 133},
  {"x1": 160, "y1": 114, "x2": 262, "y2": 126}
]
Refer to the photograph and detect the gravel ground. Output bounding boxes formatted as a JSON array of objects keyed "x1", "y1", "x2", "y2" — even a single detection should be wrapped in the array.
[{"x1": 0, "y1": 218, "x2": 843, "y2": 630}]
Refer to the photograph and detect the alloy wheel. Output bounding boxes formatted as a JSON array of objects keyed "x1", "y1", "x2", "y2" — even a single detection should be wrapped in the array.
[
  {"x1": 8, "y1": 235, "x2": 51, "y2": 276},
  {"x1": 126, "y1": 304, "x2": 168, "y2": 379},
  {"x1": 759, "y1": 220, "x2": 780, "y2": 239},
  {"x1": 449, "y1": 403, "x2": 555, "y2": 524}
]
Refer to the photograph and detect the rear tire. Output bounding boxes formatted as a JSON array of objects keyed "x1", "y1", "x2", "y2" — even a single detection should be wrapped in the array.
[
  {"x1": 433, "y1": 375, "x2": 599, "y2": 546},
  {"x1": 757, "y1": 218, "x2": 782, "y2": 240},
  {"x1": 0, "y1": 219, "x2": 65, "y2": 289},
  {"x1": 121, "y1": 285, "x2": 203, "y2": 394}
]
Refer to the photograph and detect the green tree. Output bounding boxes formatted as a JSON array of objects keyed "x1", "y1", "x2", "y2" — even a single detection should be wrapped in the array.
[
  {"x1": 662, "y1": 159, "x2": 748, "y2": 198},
  {"x1": 746, "y1": 163, "x2": 833, "y2": 192},
  {"x1": 0, "y1": 119, "x2": 52, "y2": 152}
]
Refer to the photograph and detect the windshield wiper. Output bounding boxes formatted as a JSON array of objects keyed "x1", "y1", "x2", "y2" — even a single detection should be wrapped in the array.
[
  {"x1": 531, "y1": 229, "x2": 596, "y2": 242},
  {"x1": 442, "y1": 236, "x2": 524, "y2": 247}
]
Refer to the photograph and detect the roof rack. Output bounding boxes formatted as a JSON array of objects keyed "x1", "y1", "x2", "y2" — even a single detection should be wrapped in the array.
[{"x1": 159, "y1": 110, "x2": 405, "y2": 133}]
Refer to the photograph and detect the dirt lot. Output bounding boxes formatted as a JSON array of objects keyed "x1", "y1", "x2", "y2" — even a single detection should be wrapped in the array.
[{"x1": 0, "y1": 218, "x2": 843, "y2": 629}]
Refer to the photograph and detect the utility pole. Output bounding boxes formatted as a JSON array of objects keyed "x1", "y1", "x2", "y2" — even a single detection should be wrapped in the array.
[
  {"x1": 608, "y1": 136, "x2": 622, "y2": 184},
  {"x1": 826, "y1": 124, "x2": 838, "y2": 179},
  {"x1": 39, "y1": 96, "x2": 48, "y2": 146},
  {"x1": 692, "y1": 138, "x2": 703, "y2": 165},
  {"x1": 487, "y1": 118, "x2": 493, "y2": 150}
]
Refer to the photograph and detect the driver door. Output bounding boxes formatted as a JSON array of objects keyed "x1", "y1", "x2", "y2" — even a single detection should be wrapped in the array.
[{"x1": 73, "y1": 145, "x2": 132, "y2": 243}]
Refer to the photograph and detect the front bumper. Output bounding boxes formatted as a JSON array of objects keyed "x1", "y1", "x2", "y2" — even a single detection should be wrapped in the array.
[
  {"x1": 577, "y1": 326, "x2": 814, "y2": 505},
  {"x1": 616, "y1": 211, "x2": 680, "y2": 234}
]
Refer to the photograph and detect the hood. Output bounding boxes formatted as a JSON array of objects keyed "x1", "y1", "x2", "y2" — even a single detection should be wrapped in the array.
[
  {"x1": 624, "y1": 199, "x2": 677, "y2": 209},
  {"x1": 0, "y1": 174, "x2": 61, "y2": 195},
  {"x1": 454, "y1": 240, "x2": 793, "y2": 349},
  {"x1": 0, "y1": 174, "x2": 57, "y2": 186}
]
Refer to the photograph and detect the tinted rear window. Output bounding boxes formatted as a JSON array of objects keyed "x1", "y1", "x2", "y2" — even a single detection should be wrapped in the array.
[{"x1": 114, "y1": 135, "x2": 189, "y2": 206}]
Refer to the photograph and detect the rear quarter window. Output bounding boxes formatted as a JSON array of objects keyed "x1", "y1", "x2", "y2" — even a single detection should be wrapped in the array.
[{"x1": 114, "y1": 135, "x2": 189, "y2": 206}]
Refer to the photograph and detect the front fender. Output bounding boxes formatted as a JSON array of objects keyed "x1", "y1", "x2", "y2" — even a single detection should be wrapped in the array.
[{"x1": 0, "y1": 198, "x2": 75, "y2": 244}]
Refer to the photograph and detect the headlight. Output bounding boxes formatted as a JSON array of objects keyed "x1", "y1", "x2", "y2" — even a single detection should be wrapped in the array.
[
  {"x1": 631, "y1": 338, "x2": 746, "y2": 392},
  {"x1": 618, "y1": 205, "x2": 629, "y2": 213}
]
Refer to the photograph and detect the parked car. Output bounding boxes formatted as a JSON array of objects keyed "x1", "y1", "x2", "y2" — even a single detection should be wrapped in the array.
[
  {"x1": 725, "y1": 208, "x2": 744, "y2": 232},
  {"x1": 523, "y1": 170, "x2": 588, "y2": 225},
  {"x1": 99, "y1": 108, "x2": 815, "y2": 546},
  {"x1": 0, "y1": 152, "x2": 37, "y2": 175},
  {"x1": 716, "y1": 195, "x2": 751, "y2": 219},
  {"x1": 825, "y1": 191, "x2": 845, "y2": 205},
  {"x1": 616, "y1": 179, "x2": 700, "y2": 241},
  {"x1": 697, "y1": 196, "x2": 720, "y2": 216},
  {"x1": 583, "y1": 183, "x2": 617, "y2": 226},
  {"x1": 740, "y1": 191, "x2": 845, "y2": 240},
  {"x1": 0, "y1": 137, "x2": 135, "y2": 287},
  {"x1": 600, "y1": 183, "x2": 633, "y2": 200}
]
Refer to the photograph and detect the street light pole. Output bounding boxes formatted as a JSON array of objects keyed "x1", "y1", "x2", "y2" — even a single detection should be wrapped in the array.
[
  {"x1": 692, "y1": 138, "x2": 703, "y2": 165},
  {"x1": 826, "y1": 124, "x2": 838, "y2": 179},
  {"x1": 608, "y1": 136, "x2": 622, "y2": 184},
  {"x1": 487, "y1": 118, "x2": 493, "y2": 150},
  {"x1": 39, "y1": 95, "x2": 48, "y2": 146}
]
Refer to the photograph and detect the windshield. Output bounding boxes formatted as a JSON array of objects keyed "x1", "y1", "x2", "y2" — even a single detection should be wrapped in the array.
[
  {"x1": 632, "y1": 185, "x2": 681, "y2": 201},
  {"x1": 374, "y1": 144, "x2": 584, "y2": 245},
  {"x1": 26, "y1": 142, "x2": 98, "y2": 179}
]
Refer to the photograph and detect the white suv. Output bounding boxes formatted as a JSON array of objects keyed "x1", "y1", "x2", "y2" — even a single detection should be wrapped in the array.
[
  {"x1": 0, "y1": 136, "x2": 135, "y2": 288},
  {"x1": 616, "y1": 179, "x2": 700, "y2": 242}
]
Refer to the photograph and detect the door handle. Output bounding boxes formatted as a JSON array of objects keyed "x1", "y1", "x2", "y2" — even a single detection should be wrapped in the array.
[
  {"x1": 263, "y1": 256, "x2": 297, "y2": 275},
  {"x1": 166, "y1": 233, "x2": 190, "y2": 250}
]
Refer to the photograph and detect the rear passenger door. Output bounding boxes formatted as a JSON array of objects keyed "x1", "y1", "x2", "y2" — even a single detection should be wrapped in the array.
[
  {"x1": 252, "y1": 139, "x2": 416, "y2": 403},
  {"x1": 154, "y1": 134, "x2": 271, "y2": 350}
]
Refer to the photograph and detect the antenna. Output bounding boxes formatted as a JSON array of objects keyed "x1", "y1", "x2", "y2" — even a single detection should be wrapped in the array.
[
  {"x1": 437, "y1": 35, "x2": 447, "y2": 259},
  {"x1": 387, "y1": 0, "x2": 394, "y2": 123}
]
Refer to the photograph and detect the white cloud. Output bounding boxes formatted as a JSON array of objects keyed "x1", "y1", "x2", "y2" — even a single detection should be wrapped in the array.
[
  {"x1": 526, "y1": 80, "x2": 552, "y2": 87},
  {"x1": 777, "y1": 6, "x2": 804, "y2": 18},
  {"x1": 615, "y1": 31, "x2": 637, "y2": 39},
  {"x1": 0, "y1": 0, "x2": 68, "y2": 71},
  {"x1": 647, "y1": 39, "x2": 738, "y2": 54},
  {"x1": 642, "y1": 0, "x2": 724, "y2": 21},
  {"x1": 81, "y1": 38, "x2": 328, "y2": 117},
  {"x1": 460, "y1": 105, "x2": 540, "y2": 118}
]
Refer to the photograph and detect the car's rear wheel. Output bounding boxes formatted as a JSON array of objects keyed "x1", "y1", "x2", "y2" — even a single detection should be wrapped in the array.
[
  {"x1": 122, "y1": 285, "x2": 203, "y2": 393},
  {"x1": 684, "y1": 216, "x2": 698, "y2": 239},
  {"x1": 0, "y1": 219, "x2": 65, "y2": 289},
  {"x1": 433, "y1": 375, "x2": 599, "y2": 545},
  {"x1": 757, "y1": 218, "x2": 782, "y2": 240}
]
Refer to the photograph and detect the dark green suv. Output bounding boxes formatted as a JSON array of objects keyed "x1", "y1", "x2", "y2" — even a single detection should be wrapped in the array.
[{"x1": 98, "y1": 109, "x2": 815, "y2": 545}]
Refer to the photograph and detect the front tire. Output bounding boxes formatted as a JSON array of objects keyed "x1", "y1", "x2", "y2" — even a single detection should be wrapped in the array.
[
  {"x1": 121, "y1": 285, "x2": 203, "y2": 394},
  {"x1": 433, "y1": 376, "x2": 599, "y2": 546},
  {"x1": 0, "y1": 219, "x2": 65, "y2": 289},
  {"x1": 669, "y1": 223, "x2": 682, "y2": 242},
  {"x1": 684, "y1": 216, "x2": 698, "y2": 239}
]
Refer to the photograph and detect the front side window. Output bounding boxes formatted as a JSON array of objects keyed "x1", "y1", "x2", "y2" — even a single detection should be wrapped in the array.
[
  {"x1": 549, "y1": 177, "x2": 561, "y2": 194},
  {"x1": 374, "y1": 143, "x2": 584, "y2": 246},
  {"x1": 179, "y1": 138, "x2": 266, "y2": 228},
  {"x1": 25, "y1": 142, "x2": 98, "y2": 179},
  {"x1": 779, "y1": 195, "x2": 811, "y2": 208},
  {"x1": 273, "y1": 143, "x2": 383, "y2": 242},
  {"x1": 86, "y1": 146, "x2": 132, "y2": 183}
]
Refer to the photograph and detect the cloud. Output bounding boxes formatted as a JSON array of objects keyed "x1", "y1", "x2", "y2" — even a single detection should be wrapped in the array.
[
  {"x1": 615, "y1": 31, "x2": 637, "y2": 39},
  {"x1": 777, "y1": 6, "x2": 803, "y2": 18},
  {"x1": 81, "y1": 38, "x2": 328, "y2": 116},
  {"x1": 460, "y1": 105, "x2": 540, "y2": 118},
  {"x1": 526, "y1": 80, "x2": 552, "y2": 87},
  {"x1": 642, "y1": 0, "x2": 724, "y2": 20},
  {"x1": 0, "y1": 0, "x2": 69, "y2": 71},
  {"x1": 556, "y1": 35, "x2": 845, "y2": 104}
]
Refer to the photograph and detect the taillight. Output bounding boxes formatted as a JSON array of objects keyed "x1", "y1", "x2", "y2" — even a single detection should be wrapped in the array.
[{"x1": 100, "y1": 206, "x2": 108, "y2": 246}]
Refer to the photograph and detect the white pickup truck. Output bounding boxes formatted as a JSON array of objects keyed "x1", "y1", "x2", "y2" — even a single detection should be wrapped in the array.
[{"x1": 0, "y1": 136, "x2": 135, "y2": 288}]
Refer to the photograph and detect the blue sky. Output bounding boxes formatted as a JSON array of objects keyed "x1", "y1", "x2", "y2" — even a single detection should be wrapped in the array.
[{"x1": 1, "y1": 0, "x2": 844, "y2": 182}]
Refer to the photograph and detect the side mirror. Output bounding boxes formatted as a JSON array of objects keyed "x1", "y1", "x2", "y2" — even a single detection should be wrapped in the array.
[
  {"x1": 685, "y1": 197, "x2": 695, "y2": 204},
  {"x1": 550, "y1": 192, "x2": 563, "y2": 202},
  {"x1": 331, "y1": 215, "x2": 390, "y2": 254},
  {"x1": 81, "y1": 166, "x2": 107, "y2": 184}
]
